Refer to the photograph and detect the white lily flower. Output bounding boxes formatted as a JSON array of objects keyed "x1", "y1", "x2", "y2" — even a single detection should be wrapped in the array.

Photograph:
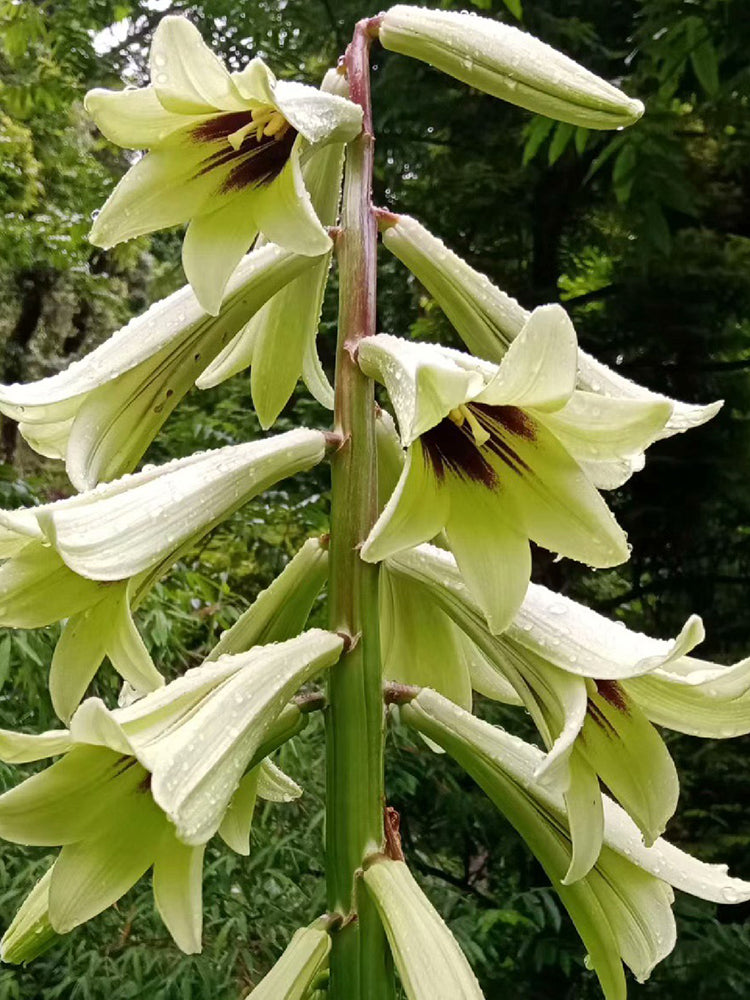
[
  {"x1": 399, "y1": 687, "x2": 750, "y2": 1000},
  {"x1": 359, "y1": 317, "x2": 672, "y2": 631},
  {"x1": 379, "y1": 6, "x2": 643, "y2": 129},
  {"x1": 0, "y1": 244, "x2": 320, "y2": 490},
  {"x1": 363, "y1": 857, "x2": 485, "y2": 1000},
  {"x1": 380, "y1": 213, "x2": 722, "y2": 486},
  {"x1": 85, "y1": 16, "x2": 362, "y2": 313},
  {"x1": 197, "y1": 68, "x2": 351, "y2": 426},
  {"x1": 0, "y1": 428, "x2": 327, "y2": 720},
  {"x1": 0, "y1": 630, "x2": 343, "y2": 956},
  {"x1": 386, "y1": 544, "x2": 708, "y2": 878}
]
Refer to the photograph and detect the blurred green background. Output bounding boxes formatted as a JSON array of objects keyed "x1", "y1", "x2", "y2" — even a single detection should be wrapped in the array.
[{"x1": 1, "y1": 0, "x2": 749, "y2": 997}]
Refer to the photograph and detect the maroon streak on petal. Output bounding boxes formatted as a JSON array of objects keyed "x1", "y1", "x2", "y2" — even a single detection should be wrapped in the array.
[
  {"x1": 191, "y1": 111, "x2": 255, "y2": 143},
  {"x1": 594, "y1": 679, "x2": 630, "y2": 713},
  {"x1": 222, "y1": 127, "x2": 296, "y2": 191},
  {"x1": 421, "y1": 418, "x2": 498, "y2": 487}
]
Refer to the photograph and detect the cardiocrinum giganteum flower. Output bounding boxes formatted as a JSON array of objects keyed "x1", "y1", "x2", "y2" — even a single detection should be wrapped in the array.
[
  {"x1": 0, "y1": 429, "x2": 328, "y2": 721},
  {"x1": 358, "y1": 308, "x2": 672, "y2": 632},
  {"x1": 382, "y1": 543, "x2": 750, "y2": 881},
  {"x1": 0, "y1": 630, "x2": 343, "y2": 959},
  {"x1": 85, "y1": 16, "x2": 362, "y2": 313}
]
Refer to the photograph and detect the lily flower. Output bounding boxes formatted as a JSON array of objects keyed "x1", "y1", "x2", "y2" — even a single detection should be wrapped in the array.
[
  {"x1": 85, "y1": 16, "x2": 363, "y2": 313},
  {"x1": 0, "y1": 243, "x2": 321, "y2": 490},
  {"x1": 397, "y1": 686, "x2": 750, "y2": 1000},
  {"x1": 358, "y1": 314, "x2": 672, "y2": 631},
  {"x1": 379, "y1": 213, "x2": 722, "y2": 487},
  {"x1": 0, "y1": 428, "x2": 328, "y2": 720},
  {"x1": 362, "y1": 856, "x2": 485, "y2": 1000},
  {"x1": 0, "y1": 630, "x2": 343, "y2": 958},
  {"x1": 379, "y1": 6, "x2": 643, "y2": 129},
  {"x1": 385, "y1": 543, "x2": 726, "y2": 880},
  {"x1": 196, "y1": 69, "x2": 351, "y2": 427}
]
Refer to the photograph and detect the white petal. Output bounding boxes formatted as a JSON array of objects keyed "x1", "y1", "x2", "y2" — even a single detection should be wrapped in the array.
[
  {"x1": 148, "y1": 630, "x2": 343, "y2": 844},
  {"x1": 357, "y1": 334, "x2": 485, "y2": 446},
  {"x1": 218, "y1": 769, "x2": 260, "y2": 855},
  {"x1": 0, "y1": 728, "x2": 71, "y2": 764},
  {"x1": 252, "y1": 152, "x2": 332, "y2": 257},
  {"x1": 478, "y1": 305, "x2": 577, "y2": 411},
  {"x1": 245, "y1": 924, "x2": 332, "y2": 1000},
  {"x1": 361, "y1": 446, "x2": 450, "y2": 564},
  {"x1": 0, "y1": 543, "x2": 104, "y2": 628},
  {"x1": 182, "y1": 197, "x2": 260, "y2": 315},
  {"x1": 152, "y1": 836, "x2": 205, "y2": 953},
  {"x1": 149, "y1": 16, "x2": 245, "y2": 113},
  {"x1": 363, "y1": 859, "x2": 484, "y2": 1000},
  {"x1": 542, "y1": 391, "x2": 672, "y2": 466},
  {"x1": 602, "y1": 797, "x2": 750, "y2": 905},
  {"x1": 84, "y1": 86, "x2": 202, "y2": 149},
  {"x1": 271, "y1": 79, "x2": 362, "y2": 145},
  {"x1": 39, "y1": 429, "x2": 327, "y2": 581},
  {"x1": 50, "y1": 597, "x2": 113, "y2": 723},
  {"x1": 257, "y1": 759, "x2": 303, "y2": 802},
  {"x1": 230, "y1": 57, "x2": 277, "y2": 105},
  {"x1": 0, "y1": 866, "x2": 56, "y2": 964},
  {"x1": 445, "y1": 484, "x2": 531, "y2": 633},
  {"x1": 49, "y1": 790, "x2": 165, "y2": 933},
  {"x1": 88, "y1": 147, "x2": 221, "y2": 249}
]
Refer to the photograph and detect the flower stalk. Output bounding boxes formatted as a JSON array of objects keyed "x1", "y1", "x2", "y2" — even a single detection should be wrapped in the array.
[{"x1": 325, "y1": 17, "x2": 394, "y2": 1000}]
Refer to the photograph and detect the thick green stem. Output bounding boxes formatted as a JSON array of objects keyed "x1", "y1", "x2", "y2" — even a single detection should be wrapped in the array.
[{"x1": 326, "y1": 16, "x2": 394, "y2": 1000}]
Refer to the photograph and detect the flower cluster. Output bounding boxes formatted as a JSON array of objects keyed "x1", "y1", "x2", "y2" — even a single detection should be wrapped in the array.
[{"x1": 0, "y1": 8, "x2": 747, "y2": 1000}]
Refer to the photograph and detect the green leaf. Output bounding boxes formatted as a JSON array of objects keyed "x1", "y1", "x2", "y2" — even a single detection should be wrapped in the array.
[
  {"x1": 522, "y1": 116, "x2": 554, "y2": 165},
  {"x1": 691, "y1": 40, "x2": 719, "y2": 96},
  {"x1": 548, "y1": 122, "x2": 575, "y2": 165}
]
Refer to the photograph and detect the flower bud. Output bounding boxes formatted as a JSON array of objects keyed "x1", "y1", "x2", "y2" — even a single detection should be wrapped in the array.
[{"x1": 380, "y1": 6, "x2": 643, "y2": 129}]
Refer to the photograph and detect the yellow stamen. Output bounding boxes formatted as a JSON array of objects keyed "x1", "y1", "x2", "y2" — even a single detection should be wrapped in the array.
[
  {"x1": 226, "y1": 106, "x2": 290, "y2": 150},
  {"x1": 263, "y1": 111, "x2": 290, "y2": 138},
  {"x1": 448, "y1": 404, "x2": 490, "y2": 447}
]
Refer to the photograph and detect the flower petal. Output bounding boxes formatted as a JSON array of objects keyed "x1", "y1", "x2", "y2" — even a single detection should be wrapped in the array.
[
  {"x1": 149, "y1": 16, "x2": 244, "y2": 113},
  {"x1": 445, "y1": 483, "x2": 532, "y2": 633},
  {"x1": 84, "y1": 86, "x2": 201, "y2": 150},
  {"x1": 89, "y1": 147, "x2": 221, "y2": 250},
  {"x1": 625, "y1": 668, "x2": 750, "y2": 738},
  {"x1": 380, "y1": 567, "x2": 472, "y2": 709},
  {"x1": 0, "y1": 866, "x2": 57, "y2": 964},
  {"x1": 562, "y1": 750, "x2": 604, "y2": 884},
  {"x1": 477, "y1": 305, "x2": 577, "y2": 411},
  {"x1": 542, "y1": 390, "x2": 672, "y2": 467},
  {"x1": 182, "y1": 196, "x2": 260, "y2": 315},
  {"x1": 0, "y1": 747, "x2": 143, "y2": 846},
  {"x1": 257, "y1": 760, "x2": 303, "y2": 802},
  {"x1": 357, "y1": 335, "x2": 485, "y2": 446},
  {"x1": 0, "y1": 543, "x2": 104, "y2": 628},
  {"x1": 252, "y1": 153, "x2": 332, "y2": 257},
  {"x1": 246, "y1": 923, "x2": 332, "y2": 1000},
  {"x1": 39, "y1": 429, "x2": 327, "y2": 582},
  {"x1": 50, "y1": 598, "x2": 111, "y2": 724},
  {"x1": 0, "y1": 728, "x2": 71, "y2": 764},
  {"x1": 147, "y1": 631, "x2": 343, "y2": 844},
  {"x1": 271, "y1": 79, "x2": 363, "y2": 145},
  {"x1": 483, "y1": 414, "x2": 629, "y2": 568},
  {"x1": 579, "y1": 682, "x2": 678, "y2": 845},
  {"x1": 49, "y1": 788, "x2": 166, "y2": 933},
  {"x1": 363, "y1": 858, "x2": 485, "y2": 1000},
  {"x1": 218, "y1": 769, "x2": 260, "y2": 855},
  {"x1": 361, "y1": 445, "x2": 450, "y2": 563},
  {"x1": 152, "y1": 835, "x2": 205, "y2": 953}
]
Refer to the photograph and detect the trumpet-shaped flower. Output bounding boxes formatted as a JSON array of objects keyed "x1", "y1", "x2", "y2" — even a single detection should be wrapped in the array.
[
  {"x1": 398, "y1": 686, "x2": 750, "y2": 1000},
  {"x1": 385, "y1": 544, "x2": 741, "y2": 879},
  {"x1": 380, "y1": 213, "x2": 722, "y2": 486},
  {"x1": 0, "y1": 630, "x2": 343, "y2": 957},
  {"x1": 85, "y1": 16, "x2": 362, "y2": 313},
  {"x1": 196, "y1": 69, "x2": 351, "y2": 426},
  {"x1": 0, "y1": 428, "x2": 327, "y2": 720},
  {"x1": 379, "y1": 6, "x2": 644, "y2": 129},
  {"x1": 362, "y1": 857, "x2": 484, "y2": 1000},
  {"x1": 0, "y1": 244, "x2": 320, "y2": 489},
  {"x1": 359, "y1": 314, "x2": 672, "y2": 631}
]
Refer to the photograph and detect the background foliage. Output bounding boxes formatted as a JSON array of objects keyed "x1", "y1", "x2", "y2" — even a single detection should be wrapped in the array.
[{"x1": 0, "y1": 0, "x2": 749, "y2": 997}]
